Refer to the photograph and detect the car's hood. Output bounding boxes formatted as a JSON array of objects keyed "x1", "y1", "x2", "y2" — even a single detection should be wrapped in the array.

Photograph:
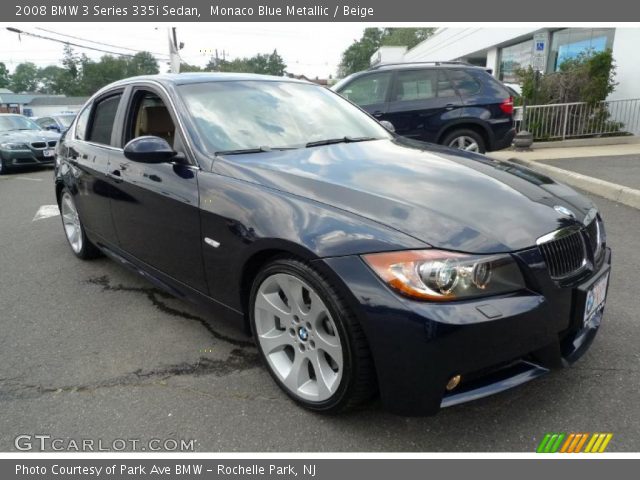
[
  {"x1": 213, "y1": 138, "x2": 595, "y2": 253},
  {"x1": 0, "y1": 129, "x2": 60, "y2": 144}
]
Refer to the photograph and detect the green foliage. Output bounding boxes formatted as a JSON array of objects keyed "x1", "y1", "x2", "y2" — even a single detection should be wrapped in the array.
[
  {"x1": 516, "y1": 49, "x2": 617, "y2": 105},
  {"x1": 9, "y1": 62, "x2": 39, "y2": 93},
  {"x1": 4, "y1": 44, "x2": 161, "y2": 95},
  {"x1": 179, "y1": 63, "x2": 204, "y2": 72},
  {"x1": 516, "y1": 50, "x2": 621, "y2": 139},
  {"x1": 338, "y1": 28, "x2": 435, "y2": 77},
  {"x1": 0, "y1": 62, "x2": 10, "y2": 89},
  {"x1": 206, "y1": 49, "x2": 287, "y2": 76}
]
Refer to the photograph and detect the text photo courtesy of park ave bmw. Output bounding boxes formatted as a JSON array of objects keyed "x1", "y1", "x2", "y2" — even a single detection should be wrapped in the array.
[{"x1": 1, "y1": 0, "x2": 640, "y2": 473}]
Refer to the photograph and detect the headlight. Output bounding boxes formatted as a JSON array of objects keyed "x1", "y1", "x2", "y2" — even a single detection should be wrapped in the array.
[
  {"x1": 362, "y1": 250, "x2": 525, "y2": 301},
  {"x1": 0, "y1": 142, "x2": 29, "y2": 150}
]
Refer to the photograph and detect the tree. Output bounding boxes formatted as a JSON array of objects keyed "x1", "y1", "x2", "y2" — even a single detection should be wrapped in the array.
[
  {"x1": 338, "y1": 28, "x2": 436, "y2": 77},
  {"x1": 126, "y1": 51, "x2": 159, "y2": 77},
  {"x1": 9, "y1": 62, "x2": 39, "y2": 93},
  {"x1": 207, "y1": 49, "x2": 286, "y2": 76},
  {"x1": 37, "y1": 65, "x2": 69, "y2": 94},
  {"x1": 382, "y1": 28, "x2": 436, "y2": 49},
  {"x1": 338, "y1": 28, "x2": 383, "y2": 77},
  {"x1": 0, "y1": 62, "x2": 9, "y2": 89},
  {"x1": 179, "y1": 62, "x2": 203, "y2": 72}
]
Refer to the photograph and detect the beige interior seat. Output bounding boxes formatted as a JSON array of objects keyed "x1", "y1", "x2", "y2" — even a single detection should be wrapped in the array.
[{"x1": 137, "y1": 105, "x2": 175, "y2": 146}]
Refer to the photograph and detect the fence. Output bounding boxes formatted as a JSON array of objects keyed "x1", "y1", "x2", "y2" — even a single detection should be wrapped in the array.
[{"x1": 514, "y1": 98, "x2": 640, "y2": 141}]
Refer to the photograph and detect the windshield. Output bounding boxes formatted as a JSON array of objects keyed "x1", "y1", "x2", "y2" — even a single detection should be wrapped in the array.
[
  {"x1": 57, "y1": 115, "x2": 76, "y2": 128},
  {"x1": 178, "y1": 81, "x2": 390, "y2": 153},
  {"x1": 0, "y1": 115, "x2": 42, "y2": 132}
]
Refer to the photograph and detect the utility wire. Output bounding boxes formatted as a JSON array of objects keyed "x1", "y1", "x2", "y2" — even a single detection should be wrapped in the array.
[
  {"x1": 6, "y1": 27, "x2": 166, "y2": 60},
  {"x1": 35, "y1": 27, "x2": 169, "y2": 58}
]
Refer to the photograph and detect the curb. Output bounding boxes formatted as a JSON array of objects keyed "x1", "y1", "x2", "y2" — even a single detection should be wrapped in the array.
[{"x1": 507, "y1": 157, "x2": 640, "y2": 210}]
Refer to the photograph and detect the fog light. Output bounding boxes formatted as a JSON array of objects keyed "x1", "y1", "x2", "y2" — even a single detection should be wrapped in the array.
[{"x1": 446, "y1": 374, "x2": 462, "y2": 391}]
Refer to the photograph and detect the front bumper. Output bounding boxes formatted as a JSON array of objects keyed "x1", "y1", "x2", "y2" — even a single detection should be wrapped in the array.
[
  {"x1": 1, "y1": 149, "x2": 56, "y2": 168},
  {"x1": 318, "y1": 247, "x2": 611, "y2": 416}
]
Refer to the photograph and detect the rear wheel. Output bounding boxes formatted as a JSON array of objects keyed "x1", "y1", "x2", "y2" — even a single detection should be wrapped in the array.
[
  {"x1": 249, "y1": 257, "x2": 376, "y2": 412},
  {"x1": 442, "y1": 128, "x2": 486, "y2": 154},
  {"x1": 60, "y1": 189, "x2": 101, "y2": 259}
]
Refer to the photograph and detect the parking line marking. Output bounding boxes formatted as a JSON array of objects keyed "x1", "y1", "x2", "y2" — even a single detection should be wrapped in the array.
[
  {"x1": 17, "y1": 176, "x2": 44, "y2": 182},
  {"x1": 33, "y1": 205, "x2": 60, "y2": 221}
]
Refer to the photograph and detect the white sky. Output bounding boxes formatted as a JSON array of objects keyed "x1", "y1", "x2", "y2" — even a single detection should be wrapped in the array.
[{"x1": 0, "y1": 23, "x2": 367, "y2": 79}]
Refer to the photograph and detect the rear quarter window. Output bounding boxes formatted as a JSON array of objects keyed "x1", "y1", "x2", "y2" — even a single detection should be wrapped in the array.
[{"x1": 447, "y1": 70, "x2": 482, "y2": 96}]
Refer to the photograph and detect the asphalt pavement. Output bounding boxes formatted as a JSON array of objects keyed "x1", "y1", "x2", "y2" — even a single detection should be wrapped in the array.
[
  {"x1": 1, "y1": 167, "x2": 639, "y2": 452},
  {"x1": 538, "y1": 154, "x2": 640, "y2": 190}
]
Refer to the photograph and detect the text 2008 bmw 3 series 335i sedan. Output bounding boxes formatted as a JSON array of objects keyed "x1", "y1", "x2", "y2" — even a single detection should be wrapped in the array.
[{"x1": 54, "y1": 73, "x2": 611, "y2": 416}]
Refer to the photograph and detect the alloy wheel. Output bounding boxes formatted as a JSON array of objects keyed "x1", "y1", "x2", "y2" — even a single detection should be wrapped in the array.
[
  {"x1": 449, "y1": 135, "x2": 480, "y2": 152},
  {"x1": 60, "y1": 192, "x2": 83, "y2": 254},
  {"x1": 254, "y1": 273, "x2": 343, "y2": 402}
]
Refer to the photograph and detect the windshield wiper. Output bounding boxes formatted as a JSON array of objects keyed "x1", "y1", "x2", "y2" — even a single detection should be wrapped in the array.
[
  {"x1": 305, "y1": 136, "x2": 377, "y2": 148},
  {"x1": 215, "y1": 146, "x2": 299, "y2": 156}
]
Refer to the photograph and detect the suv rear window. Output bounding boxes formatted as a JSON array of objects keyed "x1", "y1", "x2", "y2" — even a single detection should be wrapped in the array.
[{"x1": 448, "y1": 69, "x2": 481, "y2": 96}]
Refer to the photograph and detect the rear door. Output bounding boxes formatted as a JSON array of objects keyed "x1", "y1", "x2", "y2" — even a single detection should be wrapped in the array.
[
  {"x1": 385, "y1": 69, "x2": 462, "y2": 142},
  {"x1": 65, "y1": 93, "x2": 122, "y2": 246},
  {"x1": 336, "y1": 71, "x2": 393, "y2": 120},
  {"x1": 107, "y1": 84, "x2": 207, "y2": 293}
]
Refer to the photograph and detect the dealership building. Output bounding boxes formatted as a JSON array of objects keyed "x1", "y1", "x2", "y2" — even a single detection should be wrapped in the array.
[{"x1": 371, "y1": 28, "x2": 640, "y2": 101}]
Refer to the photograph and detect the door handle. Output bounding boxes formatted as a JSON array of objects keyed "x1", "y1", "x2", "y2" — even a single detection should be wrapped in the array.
[
  {"x1": 372, "y1": 111, "x2": 384, "y2": 118},
  {"x1": 445, "y1": 104, "x2": 457, "y2": 111}
]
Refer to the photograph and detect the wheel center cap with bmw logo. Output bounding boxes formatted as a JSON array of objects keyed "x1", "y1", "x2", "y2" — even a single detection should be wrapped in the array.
[{"x1": 298, "y1": 326, "x2": 309, "y2": 342}]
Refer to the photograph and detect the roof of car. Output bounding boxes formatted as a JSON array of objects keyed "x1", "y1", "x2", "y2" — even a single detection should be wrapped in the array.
[
  {"x1": 368, "y1": 61, "x2": 484, "y2": 71},
  {"x1": 109, "y1": 72, "x2": 311, "y2": 87}
]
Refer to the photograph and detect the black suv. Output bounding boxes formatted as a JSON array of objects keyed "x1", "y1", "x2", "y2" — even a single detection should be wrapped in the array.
[{"x1": 333, "y1": 62, "x2": 515, "y2": 153}]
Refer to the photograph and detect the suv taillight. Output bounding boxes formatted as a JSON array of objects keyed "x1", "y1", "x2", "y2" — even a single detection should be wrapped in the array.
[{"x1": 500, "y1": 97, "x2": 514, "y2": 115}]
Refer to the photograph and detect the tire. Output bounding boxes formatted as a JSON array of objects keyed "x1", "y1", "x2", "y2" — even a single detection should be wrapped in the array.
[
  {"x1": 0, "y1": 158, "x2": 7, "y2": 175},
  {"x1": 59, "y1": 188, "x2": 101, "y2": 260},
  {"x1": 249, "y1": 257, "x2": 376, "y2": 413},
  {"x1": 442, "y1": 128, "x2": 486, "y2": 154}
]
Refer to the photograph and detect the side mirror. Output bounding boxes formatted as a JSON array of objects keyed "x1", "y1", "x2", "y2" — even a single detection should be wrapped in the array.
[
  {"x1": 379, "y1": 120, "x2": 395, "y2": 133},
  {"x1": 123, "y1": 136, "x2": 176, "y2": 163},
  {"x1": 46, "y1": 125, "x2": 60, "y2": 132}
]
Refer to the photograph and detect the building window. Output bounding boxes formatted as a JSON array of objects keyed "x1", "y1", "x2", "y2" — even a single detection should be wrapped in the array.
[
  {"x1": 499, "y1": 39, "x2": 534, "y2": 83},
  {"x1": 548, "y1": 28, "x2": 615, "y2": 71}
]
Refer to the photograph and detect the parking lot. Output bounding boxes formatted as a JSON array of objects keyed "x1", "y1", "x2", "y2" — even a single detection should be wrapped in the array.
[{"x1": 1, "y1": 166, "x2": 639, "y2": 452}]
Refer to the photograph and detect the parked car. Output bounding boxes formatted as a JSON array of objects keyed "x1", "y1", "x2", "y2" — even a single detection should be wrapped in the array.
[
  {"x1": 0, "y1": 114, "x2": 61, "y2": 174},
  {"x1": 54, "y1": 73, "x2": 610, "y2": 415},
  {"x1": 34, "y1": 114, "x2": 77, "y2": 134},
  {"x1": 333, "y1": 61, "x2": 516, "y2": 153}
]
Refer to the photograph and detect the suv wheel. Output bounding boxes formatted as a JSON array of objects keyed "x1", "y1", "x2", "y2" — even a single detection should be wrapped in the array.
[
  {"x1": 443, "y1": 129, "x2": 486, "y2": 154},
  {"x1": 249, "y1": 257, "x2": 376, "y2": 413}
]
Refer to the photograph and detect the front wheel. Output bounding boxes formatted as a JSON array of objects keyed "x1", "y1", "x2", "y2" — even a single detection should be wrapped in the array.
[
  {"x1": 249, "y1": 258, "x2": 376, "y2": 412},
  {"x1": 59, "y1": 189, "x2": 101, "y2": 259},
  {"x1": 442, "y1": 129, "x2": 486, "y2": 154}
]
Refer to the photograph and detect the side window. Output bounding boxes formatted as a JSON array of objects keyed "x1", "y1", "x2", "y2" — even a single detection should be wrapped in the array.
[
  {"x1": 393, "y1": 70, "x2": 438, "y2": 102},
  {"x1": 448, "y1": 69, "x2": 481, "y2": 96},
  {"x1": 340, "y1": 72, "x2": 391, "y2": 107},
  {"x1": 37, "y1": 118, "x2": 53, "y2": 129},
  {"x1": 87, "y1": 95, "x2": 122, "y2": 146},
  {"x1": 126, "y1": 90, "x2": 176, "y2": 147},
  {"x1": 437, "y1": 71, "x2": 457, "y2": 98},
  {"x1": 74, "y1": 104, "x2": 91, "y2": 141}
]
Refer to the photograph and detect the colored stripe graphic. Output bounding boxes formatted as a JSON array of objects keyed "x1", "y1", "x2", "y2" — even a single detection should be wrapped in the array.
[{"x1": 538, "y1": 433, "x2": 613, "y2": 453}]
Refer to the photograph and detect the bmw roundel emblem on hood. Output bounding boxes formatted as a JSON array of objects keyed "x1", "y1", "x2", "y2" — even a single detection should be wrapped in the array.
[{"x1": 554, "y1": 205, "x2": 576, "y2": 218}]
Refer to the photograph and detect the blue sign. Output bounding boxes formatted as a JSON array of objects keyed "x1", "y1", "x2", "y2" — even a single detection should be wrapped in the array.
[{"x1": 536, "y1": 41, "x2": 545, "y2": 51}]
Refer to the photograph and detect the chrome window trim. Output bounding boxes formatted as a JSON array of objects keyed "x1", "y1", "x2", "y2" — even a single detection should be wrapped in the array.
[{"x1": 68, "y1": 79, "x2": 201, "y2": 170}]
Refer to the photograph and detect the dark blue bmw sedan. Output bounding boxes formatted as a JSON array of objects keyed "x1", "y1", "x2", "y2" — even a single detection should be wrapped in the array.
[{"x1": 54, "y1": 73, "x2": 611, "y2": 415}]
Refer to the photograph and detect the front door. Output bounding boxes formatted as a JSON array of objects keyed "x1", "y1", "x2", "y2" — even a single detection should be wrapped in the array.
[{"x1": 108, "y1": 86, "x2": 207, "y2": 293}]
